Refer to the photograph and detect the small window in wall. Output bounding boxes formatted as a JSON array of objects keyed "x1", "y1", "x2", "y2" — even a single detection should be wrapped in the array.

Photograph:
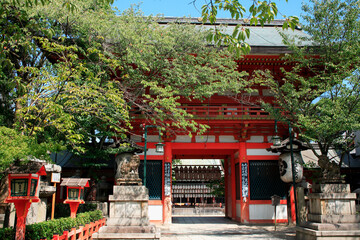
[
  {"x1": 139, "y1": 160, "x2": 163, "y2": 200},
  {"x1": 248, "y1": 160, "x2": 287, "y2": 200},
  {"x1": 235, "y1": 163, "x2": 240, "y2": 200}
]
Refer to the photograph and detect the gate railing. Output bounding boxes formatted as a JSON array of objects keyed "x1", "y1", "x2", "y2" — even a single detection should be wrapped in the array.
[
  {"x1": 130, "y1": 105, "x2": 272, "y2": 120},
  {"x1": 40, "y1": 218, "x2": 106, "y2": 240}
]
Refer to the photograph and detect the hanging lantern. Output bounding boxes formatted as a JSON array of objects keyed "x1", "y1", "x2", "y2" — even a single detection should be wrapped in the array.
[
  {"x1": 271, "y1": 135, "x2": 282, "y2": 146},
  {"x1": 155, "y1": 142, "x2": 165, "y2": 153},
  {"x1": 278, "y1": 152, "x2": 303, "y2": 183}
]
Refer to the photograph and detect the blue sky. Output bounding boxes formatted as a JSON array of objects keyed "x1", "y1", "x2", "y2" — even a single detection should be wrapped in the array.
[{"x1": 112, "y1": 1, "x2": 310, "y2": 22}]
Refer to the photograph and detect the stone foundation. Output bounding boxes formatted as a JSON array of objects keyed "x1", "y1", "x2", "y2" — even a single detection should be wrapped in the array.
[
  {"x1": 93, "y1": 185, "x2": 160, "y2": 239},
  {"x1": 296, "y1": 183, "x2": 360, "y2": 240},
  {"x1": 108, "y1": 186, "x2": 149, "y2": 226}
]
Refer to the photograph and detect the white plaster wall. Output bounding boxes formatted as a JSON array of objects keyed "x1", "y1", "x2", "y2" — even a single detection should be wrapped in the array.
[
  {"x1": 7, "y1": 203, "x2": 16, "y2": 227},
  {"x1": 174, "y1": 135, "x2": 192, "y2": 143},
  {"x1": 267, "y1": 136, "x2": 274, "y2": 143},
  {"x1": 219, "y1": 136, "x2": 238, "y2": 143},
  {"x1": 130, "y1": 135, "x2": 142, "y2": 142},
  {"x1": 243, "y1": 91, "x2": 259, "y2": 96},
  {"x1": 249, "y1": 204, "x2": 287, "y2": 220},
  {"x1": 236, "y1": 203, "x2": 241, "y2": 219},
  {"x1": 225, "y1": 107, "x2": 238, "y2": 115},
  {"x1": 149, "y1": 205, "x2": 163, "y2": 221},
  {"x1": 26, "y1": 201, "x2": 47, "y2": 224},
  {"x1": 355, "y1": 131, "x2": 360, "y2": 156},
  {"x1": 246, "y1": 149, "x2": 280, "y2": 156},
  {"x1": 195, "y1": 135, "x2": 215, "y2": 143},
  {"x1": 246, "y1": 136, "x2": 264, "y2": 143},
  {"x1": 138, "y1": 148, "x2": 164, "y2": 156},
  {"x1": 146, "y1": 135, "x2": 159, "y2": 142},
  {"x1": 262, "y1": 89, "x2": 275, "y2": 96}
]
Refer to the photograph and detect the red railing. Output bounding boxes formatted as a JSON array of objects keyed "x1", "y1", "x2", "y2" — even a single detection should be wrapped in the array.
[
  {"x1": 41, "y1": 218, "x2": 106, "y2": 240},
  {"x1": 130, "y1": 105, "x2": 271, "y2": 119},
  {"x1": 178, "y1": 105, "x2": 270, "y2": 118}
]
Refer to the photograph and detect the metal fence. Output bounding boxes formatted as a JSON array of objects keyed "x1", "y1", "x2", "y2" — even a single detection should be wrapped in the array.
[
  {"x1": 139, "y1": 160, "x2": 163, "y2": 200},
  {"x1": 248, "y1": 160, "x2": 287, "y2": 200}
]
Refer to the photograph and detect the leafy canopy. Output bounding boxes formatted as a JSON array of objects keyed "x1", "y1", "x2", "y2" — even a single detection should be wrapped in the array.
[
  {"x1": 0, "y1": 0, "x2": 254, "y2": 168},
  {"x1": 261, "y1": 0, "x2": 360, "y2": 179},
  {"x1": 198, "y1": 0, "x2": 299, "y2": 55}
]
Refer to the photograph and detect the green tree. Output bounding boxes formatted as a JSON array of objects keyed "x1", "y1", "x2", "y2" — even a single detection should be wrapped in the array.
[
  {"x1": 0, "y1": 126, "x2": 63, "y2": 177},
  {"x1": 198, "y1": 0, "x2": 299, "y2": 55},
  {"x1": 261, "y1": 0, "x2": 360, "y2": 181},
  {"x1": 0, "y1": 1, "x2": 254, "y2": 168}
]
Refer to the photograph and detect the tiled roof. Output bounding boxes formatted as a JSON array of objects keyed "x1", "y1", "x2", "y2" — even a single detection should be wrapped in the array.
[
  {"x1": 158, "y1": 17, "x2": 311, "y2": 48},
  {"x1": 60, "y1": 178, "x2": 90, "y2": 187}
]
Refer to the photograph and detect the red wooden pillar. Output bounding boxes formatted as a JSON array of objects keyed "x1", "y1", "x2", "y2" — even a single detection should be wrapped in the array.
[
  {"x1": 13, "y1": 200, "x2": 32, "y2": 240},
  {"x1": 290, "y1": 186, "x2": 296, "y2": 223},
  {"x1": 239, "y1": 142, "x2": 249, "y2": 223},
  {"x1": 230, "y1": 155, "x2": 236, "y2": 220},
  {"x1": 68, "y1": 201, "x2": 80, "y2": 218},
  {"x1": 224, "y1": 156, "x2": 229, "y2": 218},
  {"x1": 163, "y1": 142, "x2": 172, "y2": 224}
]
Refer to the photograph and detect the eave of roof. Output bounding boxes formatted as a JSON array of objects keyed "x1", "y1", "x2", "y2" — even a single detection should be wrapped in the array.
[{"x1": 158, "y1": 17, "x2": 311, "y2": 54}]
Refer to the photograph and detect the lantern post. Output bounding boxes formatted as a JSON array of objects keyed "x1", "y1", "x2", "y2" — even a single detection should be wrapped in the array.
[
  {"x1": 60, "y1": 178, "x2": 90, "y2": 218},
  {"x1": 142, "y1": 125, "x2": 165, "y2": 187},
  {"x1": 289, "y1": 124, "x2": 299, "y2": 225},
  {"x1": 5, "y1": 164, "x2": 46, "y2": 240},
  {"x1": 268, "y1": 122, "x2": 309, "y2": 225}
]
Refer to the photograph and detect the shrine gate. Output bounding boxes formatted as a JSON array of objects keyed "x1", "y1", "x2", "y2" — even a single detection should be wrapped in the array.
[{"x1": 128, "y1": 18, "x2": 308, "y2": 224}]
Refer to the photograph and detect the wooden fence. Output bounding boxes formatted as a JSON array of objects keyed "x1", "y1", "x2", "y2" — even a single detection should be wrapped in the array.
[{"x1": 41, "y1": 218, "x2": 106, "y2": 240}]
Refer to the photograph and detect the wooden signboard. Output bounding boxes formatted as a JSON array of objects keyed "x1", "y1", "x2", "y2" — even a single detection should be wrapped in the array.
[
  {"x1": 164, "y1": 162, "x2": 171, "y2": 196},
  {"x1": 241, "y1": 163, "x2": 248, "y2": 197},
  {"x1": 51, "y1": 172, "x2": 61, "y2": 183}
]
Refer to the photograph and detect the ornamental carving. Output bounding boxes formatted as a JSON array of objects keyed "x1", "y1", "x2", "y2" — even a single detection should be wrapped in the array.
[{"x1": 115, "y1": 153, "x2": 142, "y2": 185}]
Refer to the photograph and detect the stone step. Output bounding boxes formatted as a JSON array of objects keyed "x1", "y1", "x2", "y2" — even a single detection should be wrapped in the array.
[
  {"x1": 308, "y1": 214, "x2": 360, "y2": 223},
  {"x1": 98, "y1": 226, "x2": 157, "y2": 233},
  {"x1": 296, "y1": 226, "x2": 360, "y2": 240},
  {"x1": 312, "y1": 183, "x2": 350, "y2": 193},
  {"x1": 107, "y1": 218, "x2": 150, "y2": 226},
  {"x1": 302, "y1": 222, "x2": 360, "y2": 231},
  {"x1": 93, "y1": 232, "x2": 160, "y2": 240},
  {"x1": 308, "y1": 192, "x2": 357, "y2": 200}
]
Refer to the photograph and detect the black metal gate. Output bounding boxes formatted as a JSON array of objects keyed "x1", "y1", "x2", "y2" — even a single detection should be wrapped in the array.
[
  {"x1": 139, "y1": 160, "x2": 163, "y2": 200},
  {"x1": 248, "y1": 160, "x2": 287, "y2": 200}
]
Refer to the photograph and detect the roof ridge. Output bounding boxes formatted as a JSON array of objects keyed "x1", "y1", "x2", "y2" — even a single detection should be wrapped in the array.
[{"x1": 157, "y1": 17, "x2": 286, "y2": 26}]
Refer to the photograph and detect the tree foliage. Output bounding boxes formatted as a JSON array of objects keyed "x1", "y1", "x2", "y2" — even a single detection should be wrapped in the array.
[
  {"x1": 198, "y1": 0, "x2": 299, "y2": 55},
  {"x1": 261, "y1": 0, "x2": 360, "y2": 181},
  {"x1": 0, "y1": 0, "x2": 254, "y2": 168}
]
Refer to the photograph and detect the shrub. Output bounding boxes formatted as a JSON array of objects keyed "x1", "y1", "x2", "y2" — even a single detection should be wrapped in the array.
[
  {"x1": 47, "y1": 203, "x2": 98, "y2": 219},
  {"x1": 0, "y1": 227, "x2": 15, "y2": 240},
  {"x1": 25, "y1": 210, "x2": 103, "y2": 240}
]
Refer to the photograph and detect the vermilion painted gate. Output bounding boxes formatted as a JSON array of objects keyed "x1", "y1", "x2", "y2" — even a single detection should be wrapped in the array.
[{"x1": 128, "y1": 18, "x2": 308, "y2": 224}]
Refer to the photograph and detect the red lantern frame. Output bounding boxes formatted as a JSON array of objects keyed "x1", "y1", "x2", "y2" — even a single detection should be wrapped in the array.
[
  {"x1": 61, "y1": 178, "x2": 90, "y2": 218},
  {"x1": 5, "y1": 165, "x2": 46, "y2": 240}
]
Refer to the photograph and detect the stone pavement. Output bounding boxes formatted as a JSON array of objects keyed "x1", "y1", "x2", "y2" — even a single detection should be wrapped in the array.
[{"x1": 159, "y1": 216, "x2": 296, "y2": 240}]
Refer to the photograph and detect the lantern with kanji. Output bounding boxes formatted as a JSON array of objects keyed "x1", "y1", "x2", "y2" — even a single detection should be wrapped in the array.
[
  {"x1": 267, "y1": 138, "x2": 309, "y2": 183},
  {"x1": 5, "y1": 161, "x2": 46, "y2": 240},
  {"x1": 60, "y1": 178, "x2": 90, "y2": 218}
]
